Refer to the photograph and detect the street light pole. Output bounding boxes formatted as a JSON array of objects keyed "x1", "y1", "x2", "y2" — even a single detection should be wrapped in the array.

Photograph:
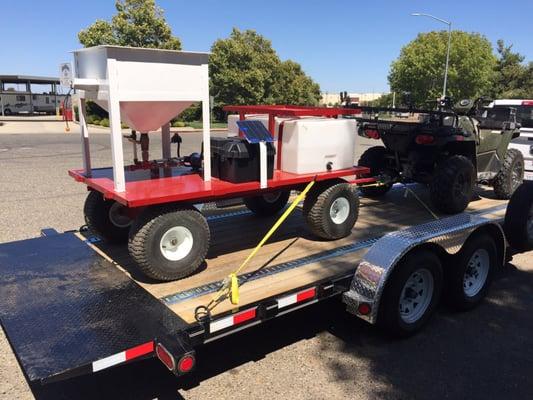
[{"x1": 411, "y1": 13, "x2": 452, "y2": 99}]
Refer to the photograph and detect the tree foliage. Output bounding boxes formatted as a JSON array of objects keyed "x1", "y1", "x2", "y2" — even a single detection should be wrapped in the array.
[
  {"x1": 492, "y1": 40, "x2": 533, "y2": 98},
  {"x1": 210, "y1": 28, "x2": 321, "y2": 110},
  {"x1": 78, "y1": 0, "x2": 181, "y2": 50},
  {"x1": 389, "y1": 31, "x2": 496, "y2": 105}
]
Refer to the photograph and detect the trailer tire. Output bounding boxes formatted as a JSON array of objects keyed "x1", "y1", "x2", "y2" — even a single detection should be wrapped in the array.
[
  {"x1": 358, "y1": 146, "x2": 393, "y2": 197},
  {"x1": 128, "y1": 205, "x2": 210, "y2": 281},
  {"x1": 504, "y1": 181, "x2": 533, "y2": 251},
  {"x1": 446, "y1": 234, "x2": 497, "y2": 311},
  {"x1": 493, "y1": 149, "x2": 524, "y2": 200},
  {"x1": 303, "y1": 182, "x2": 359, "y2": 240},
  {"x1": 429, "y1": 155, "x2": 475, "y2": 214},
  {"x1": 244, "y1": 190, "x2": 290, "y2": 216},
  {"x1": 83, "y1": 191, "x2": 132, "y2": 243},
  {"x1": 379, "y1": 250, "x2": 443, "y2": 337}
]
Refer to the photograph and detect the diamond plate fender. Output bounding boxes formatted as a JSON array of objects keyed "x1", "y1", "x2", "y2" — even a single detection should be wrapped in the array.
[{"x1": 342, "y1": 212, "x2": 506, "y2": 324}]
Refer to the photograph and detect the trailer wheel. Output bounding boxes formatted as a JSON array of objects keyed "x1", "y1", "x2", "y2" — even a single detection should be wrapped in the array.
[
  {"x1": 447, "y1": 234, "x2": 497, "y2": 311},
  {"x1": 128, "y1": 206, "x2": 210, "y2": 281},
  {"x1": 303, "y1": 182, "x2": 359, "y2": 240},
  {"x1": 379, "y1": 250, "x2": 443, "y2": 337},
  {"x1": 244, "y1": 190, "x2": 290, "y2": 216},
  {"x1": 83, "y1": 191, "x2": 132, "y2": 243},
  {"x1": 504, "y1": 181, "x2": 533, "y2": 251}
]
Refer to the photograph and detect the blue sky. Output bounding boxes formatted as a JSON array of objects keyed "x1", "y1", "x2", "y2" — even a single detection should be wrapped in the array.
[{"x1": 2, "y1": 0, "x2": 532, "y2": 93}]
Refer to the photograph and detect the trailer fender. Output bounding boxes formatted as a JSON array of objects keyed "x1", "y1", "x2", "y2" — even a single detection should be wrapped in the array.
[{"x1": 343, "y1": 212, "x2": 505, "y2": 324}]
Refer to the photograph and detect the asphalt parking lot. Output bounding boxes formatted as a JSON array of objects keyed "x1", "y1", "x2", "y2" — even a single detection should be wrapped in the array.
[{"x1": 1, "y1": 122, "x2": 532, "y2": 400}]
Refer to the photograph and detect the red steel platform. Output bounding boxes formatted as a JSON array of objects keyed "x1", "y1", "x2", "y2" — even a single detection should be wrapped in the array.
[{"x1": 69, "y1": 166, "x2": 371, "y2": 208}]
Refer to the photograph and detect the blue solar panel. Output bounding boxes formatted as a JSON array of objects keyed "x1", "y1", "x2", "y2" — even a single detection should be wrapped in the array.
[{"x1": 236, "y1": 120, "x2": 274, "y2": 143}]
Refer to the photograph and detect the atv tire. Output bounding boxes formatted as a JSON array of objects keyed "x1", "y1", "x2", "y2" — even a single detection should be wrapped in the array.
[
  {"x1": 358, "y1": 146, "x2": 393, "y2": 197},
  {"x1": 492, "y1": 148, "x2": 524, "y2": 200},
  {"x1": 244, "y1": 190, "x2": 290, "y2": 217},
  {"x1": 429, "y1": 155, "x2": 475, "y2": 214}
]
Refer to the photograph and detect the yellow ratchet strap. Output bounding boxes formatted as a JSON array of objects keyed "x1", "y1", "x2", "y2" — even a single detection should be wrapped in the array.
[{"x1": 213, "y1": 179, "x2": 317, "y2": 307}]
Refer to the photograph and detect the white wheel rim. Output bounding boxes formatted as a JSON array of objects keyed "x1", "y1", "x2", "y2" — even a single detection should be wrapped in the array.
[
  {"x1": 108, "y1": 202, "x2": 132, "y2": 228},
  {"x1": 463, "y1": 248, "x2": 490, "y2": 297},
  {"x1": 159, "y1": 226, "x2": 194, "y2": 261},
  {"x1": 399, "y1": 268, "x2": 434, "y2": 324},
  {"x1": 263, "y1": 192, "x2": 281, "y2": 203},
  {"x1": 330, "y1": 197, "x2": 350, "y2": 224}
]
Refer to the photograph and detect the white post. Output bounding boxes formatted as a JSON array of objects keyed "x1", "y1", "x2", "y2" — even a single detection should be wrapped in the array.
[
  {"x1": 78, "y1": 97, "x2": 92, "y2": 177},
  {"x1": 106, "y1": 58, "x2": 126, "y2": 192},
  {"x1": 259, "y1": 141, "x2": 267, "y2": 189},
  {"x1": 202, "y1": 64, "x2": 211, "y2": 181},
  {"x1": 161, "y1": 122, "x2": 171, "y2": 159}
]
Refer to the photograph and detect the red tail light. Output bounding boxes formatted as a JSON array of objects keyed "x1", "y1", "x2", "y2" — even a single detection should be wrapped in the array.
[
  {"x1": 155, "y1": 343, "x2": 176, "y2": 371},
  {"x1": 415, "y1": 134, "x2": 435, "y2": 145},
  {"x1": 522, "y1": 100, "x2": 533, "y2": 106},
  {"x1": 365, "y1": 129, "x2": 381, "y2": 139},
  {"x1": 177, "y1": 354, "x2": 196, "y2": 373},
  {"x1": 358, "y1": 303, "x2": 371, "y2": 315}
]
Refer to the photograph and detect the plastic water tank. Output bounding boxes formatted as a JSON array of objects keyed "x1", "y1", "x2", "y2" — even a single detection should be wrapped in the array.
[{"x1": 280, "y1": 118, "x2": 356, "y2": 174}]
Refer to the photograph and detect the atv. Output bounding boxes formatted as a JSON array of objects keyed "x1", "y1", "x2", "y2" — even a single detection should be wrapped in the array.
[{"x1": 356, "y1": 97, "x2": 524, "y2": 214}]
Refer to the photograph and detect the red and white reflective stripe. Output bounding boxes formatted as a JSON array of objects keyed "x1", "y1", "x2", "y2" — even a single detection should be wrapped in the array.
[
  {"x1": 277, "y1": 287, "x2": 316, "y2": 309},
  {"x1": 92, "y1": 341, "x2": 154, "y2": 372},
  {"x1": 209, "y1": 307, "x2": 257, "y2": 333}
]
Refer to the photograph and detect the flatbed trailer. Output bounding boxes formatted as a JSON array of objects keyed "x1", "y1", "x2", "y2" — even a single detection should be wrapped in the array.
[{"x1": 1, "y1": 183, "x2": 532, "y2": 386}]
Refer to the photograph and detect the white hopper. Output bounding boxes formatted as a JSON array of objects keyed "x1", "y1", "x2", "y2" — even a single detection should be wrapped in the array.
[{"x1": 72, "y1": 45, "x2": 211, "y2": 192}]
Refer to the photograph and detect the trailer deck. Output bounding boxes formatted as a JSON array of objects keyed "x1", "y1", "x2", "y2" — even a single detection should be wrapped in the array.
[{"x1": 0, "y1": 185, "x2": 509, "y2": 384}]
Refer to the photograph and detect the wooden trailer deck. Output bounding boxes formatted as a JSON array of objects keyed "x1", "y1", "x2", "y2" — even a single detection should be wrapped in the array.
[{"x1": 84, "y1": 185, "x2": 508, "y2": 324}]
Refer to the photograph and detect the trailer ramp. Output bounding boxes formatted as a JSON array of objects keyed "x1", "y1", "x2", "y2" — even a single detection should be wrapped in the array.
[{"x1": 0, "y1": 232, "x2": 188, "y2": 384}]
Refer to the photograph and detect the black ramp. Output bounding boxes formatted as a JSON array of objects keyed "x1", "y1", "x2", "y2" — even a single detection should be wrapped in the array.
[{"x1": 0, "y1": 233, "x2": 188, "y2": 383}]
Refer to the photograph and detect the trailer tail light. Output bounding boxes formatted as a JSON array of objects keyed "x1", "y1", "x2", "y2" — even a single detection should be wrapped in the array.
[
  {"x1": 522, "y1": 100, "x2": 533, "y2": 106},
  {"x1": 209, "y1": 307, "x2": 257, "y2": 333},
  {"x1": 357, "y1": 303, "x2": 372, "y2": 315},
  {"x1": 364, "y1": 129, "x2": 381, "y2": 139},
  {"x1": 177, "y1": 354, "x2": 195, "y2": 374},
  {"x1": 156, "y1": 343, "x2": 176, "y2": 371},
  {"x1": 415, "y1": 134, "x2": 435, "y2": 145},
  {"x1": 277, "y1": 287, "x2": 316, "y2": 309}
]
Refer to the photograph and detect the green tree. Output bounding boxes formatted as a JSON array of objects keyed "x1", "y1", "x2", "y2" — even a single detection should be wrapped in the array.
[
  {"x1": 493, "y1": 40, "x2": 532, "y2": 98},
  {"x1": 210, "y1": 28, "x2": 321, "y2": 111},
  {"x1": 389, "y1": 31, "x2": 496, "y2": 105},
  {"x1": 78, "y1": 0, "x2": 181, "y2": 50}
]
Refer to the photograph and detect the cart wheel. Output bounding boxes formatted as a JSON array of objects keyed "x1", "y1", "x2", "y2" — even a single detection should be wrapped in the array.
[
  {"x1": 446, "y1": 234, "x2": 497, "y2": 311},
  {"x1": 83, "y1": 191, "x2": 132, "y2": 243},
  {"x1": 504, "y1": 181, "x2": 533, "y2": 251},
  {"x1": 303, "y1": 182, "x2": 359, "y2": 240},
  {"x1": 244, "y1": 190, "x2": 290, "y2": 216},
  {"x1": 128, "y1": 205, "x2": 210, "y2": 281},
  {"x1": 379, "y1": 250, "x2": 443, "y2": 337}
]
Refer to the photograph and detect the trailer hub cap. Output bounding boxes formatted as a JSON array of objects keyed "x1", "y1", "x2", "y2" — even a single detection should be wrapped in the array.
[
  {"x1": 399, "y1": 268, "x2": 434, "y2": 324},
  {"x1": 330, "y1": 197, "x2": 350, "y2": 224},
  {"x1": 160, "y1": 226, "x2": 194, "y2": 261},
  {"x1": 463, "y1": 248, "x2": 490, "y2": 297},
  {"x1": 108, "y1": 202, "x2": 132, "y2": 228}
]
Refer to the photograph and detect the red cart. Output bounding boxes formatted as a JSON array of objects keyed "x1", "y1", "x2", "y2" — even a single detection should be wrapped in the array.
[{"x1": 69, "y1": 105, "x2": 373, "y2": 281}]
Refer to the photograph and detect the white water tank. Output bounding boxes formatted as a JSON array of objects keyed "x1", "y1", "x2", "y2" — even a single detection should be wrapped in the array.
[{"x1": 280, "y1": 118, "x2": 357, "y2": 174}]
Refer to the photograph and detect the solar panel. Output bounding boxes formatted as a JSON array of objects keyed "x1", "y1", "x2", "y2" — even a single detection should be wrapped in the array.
[{"x1": 236, "y1": 120, "x2": 274, "y2": 143}]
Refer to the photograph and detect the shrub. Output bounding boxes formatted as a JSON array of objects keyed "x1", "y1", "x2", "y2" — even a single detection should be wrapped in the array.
[
  {"x1": 172, "y1": 120, "x2": 186, "y2": 127},
  {"x1": 99, "y1": 118, "x2": 110, "y2": 127}
]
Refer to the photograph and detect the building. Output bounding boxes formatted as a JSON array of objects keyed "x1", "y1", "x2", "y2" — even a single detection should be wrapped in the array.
[
  {"x1": 0, "y1": 75, "x2": 67, "y2": 116},
  {"x1": 320, "y1": 92, "x2": 387, "y2": 106}
]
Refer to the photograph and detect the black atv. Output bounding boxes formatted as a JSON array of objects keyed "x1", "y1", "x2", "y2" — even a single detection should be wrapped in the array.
[{"x1": 356, "y1": 97, "x2": 524, "y2": 214}]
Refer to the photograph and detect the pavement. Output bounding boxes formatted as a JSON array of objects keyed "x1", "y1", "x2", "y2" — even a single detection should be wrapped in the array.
[{"x1": 0, "y1": 121, "x2": 532, "y2": 400}]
